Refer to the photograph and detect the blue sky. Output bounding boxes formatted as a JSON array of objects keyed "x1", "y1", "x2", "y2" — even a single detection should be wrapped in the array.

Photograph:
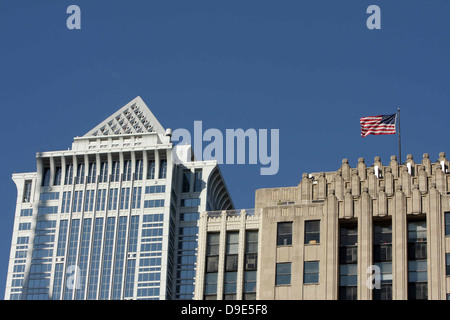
[{"x1": 0, "y1": 1, "x2": 449, "y2": 298}]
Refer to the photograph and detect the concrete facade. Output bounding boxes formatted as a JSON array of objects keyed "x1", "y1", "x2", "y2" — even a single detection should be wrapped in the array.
[{"x1": 196, "y1": 152, "x2": 450, "y2": 300}]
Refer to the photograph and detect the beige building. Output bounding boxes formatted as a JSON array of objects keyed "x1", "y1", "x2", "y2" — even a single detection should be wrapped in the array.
[{"x1": 195, "y1": 152, "x2": 450, "y2": 300}]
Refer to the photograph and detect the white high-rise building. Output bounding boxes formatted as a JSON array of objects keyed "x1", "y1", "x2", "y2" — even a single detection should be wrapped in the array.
[{"x1": 4, "y1": 97, "x2": 234, "y2": 300}]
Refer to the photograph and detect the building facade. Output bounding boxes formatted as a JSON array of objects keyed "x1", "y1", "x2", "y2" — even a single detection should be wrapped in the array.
[
  {"x1": 195, "y1": 153, "x2": 450, "y2": 300},
  {"x1": 4, "y1": 97, "x2": 234, "y2": 300}
]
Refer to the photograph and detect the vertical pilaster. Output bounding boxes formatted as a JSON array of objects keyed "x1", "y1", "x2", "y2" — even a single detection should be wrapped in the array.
[
  {"x1": 358, "y1": 188, "x2": 372, "y2": 300},
  {"x1": 324, "y1": 190, "x2": 338, "y2": 300},
  {"x1": 427, "y1": 184, "x2": 444, "y2": 300},
  {"x1": 393, "y1": 185, "x2": 407, "y2": 300}
]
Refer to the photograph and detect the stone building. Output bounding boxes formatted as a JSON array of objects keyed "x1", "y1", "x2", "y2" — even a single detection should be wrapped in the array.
[{"x1": 195, "y1": 153, "x2": 450, "y2": 300}]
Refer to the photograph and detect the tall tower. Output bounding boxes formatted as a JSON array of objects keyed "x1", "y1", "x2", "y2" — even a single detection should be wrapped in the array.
[{"x1": 4, "y1": 97, "x2": 234, "y2": 300}]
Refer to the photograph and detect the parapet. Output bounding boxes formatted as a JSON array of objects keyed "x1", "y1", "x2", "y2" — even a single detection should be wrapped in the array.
[{"x1": 255, "y1": 152, "x2": 449, "y2": 208}]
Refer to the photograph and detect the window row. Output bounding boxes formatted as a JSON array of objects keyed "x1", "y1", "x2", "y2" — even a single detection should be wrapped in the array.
[
  {"x1": 277, "y1": 220, "x2": 320, "y2": 246},
  {"x1": 275, "y1": 261, "x2": 320, "y2": 285},
  {"x1": 41, "y1": 159, "x2": 168, "y2": 187}
]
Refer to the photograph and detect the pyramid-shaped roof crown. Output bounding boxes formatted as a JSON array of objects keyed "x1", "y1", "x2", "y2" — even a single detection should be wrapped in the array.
[{"x1": 83, "y1": 96, "x2": 165, "y2": 137}]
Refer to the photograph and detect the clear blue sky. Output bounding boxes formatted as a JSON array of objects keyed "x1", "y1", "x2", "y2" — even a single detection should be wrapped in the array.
[{"x1": 0, "y1": 1, "x2": 449, "y2": 298}]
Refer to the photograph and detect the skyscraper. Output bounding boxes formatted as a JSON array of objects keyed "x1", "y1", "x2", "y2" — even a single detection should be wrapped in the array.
[{"x1": 4, "y1": 97, "x2": 234, "y2": 300}]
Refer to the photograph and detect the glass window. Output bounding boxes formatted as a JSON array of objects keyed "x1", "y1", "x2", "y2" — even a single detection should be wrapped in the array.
[
  {"x1": 276, "y1": 263, "x2": 291, "y2": 285},
  {"x1": 132, "y1": 187, "x2": 141, "y2": 209},
  {"x1": 87, "y1": 162, "x2": 96, "y2": 184},
  {"x1": 447, "y1": 254, "x2": 450, "y2": 276},
  {"x1": 243, "y1": 271, "x2": 257, "y2": 300},
  {"x1": 61, "y1": 191, "x2": 72, "y2": 213},
  {"x1": 159, "y1": 159, "x2": 167, "y2": 179},
  {"x1": 445, "y1": 213, "x2": 450, "y2": 236},
  {"x1": 194, "y1": 169, "x2": 203, "y2": 192},
  {"x1": 277, "y1": 222, "x2": 292, "y2": 246},
  {"x1": 226, "y1": 232, "x2": 239, "y2": 255},
  {"x1": 223, "y1": 272, "x2": 237, "y2": 300},
  {"x1": 135, "y1": 159, "x2": 143, "y2": 180},
  {"x1": 304, "y1": 261, "x2": 319, "y2": 284},
  {"x1": 54, "y1": 167, "x2": 62, "y2": 186},
  {"x1": 23, "y1": 181, "x2": 32, "y2": 203},
  {"x1": 111, "y1": 161, "x2": 120, "y2": 182},
  {"x1": 123, "y1": 160, "x2": 132, "y2": 181},
  {"x1": 305, "y1": 220, "x2": 320, "y2": 244},
  {"x1": 147, "y1": 160, "x2": 156, "y2": 180},
  {"x1": 99, "y1": 162, "x2": 108, "y2": 183},
  {"x1": 76, "y1": 163, "x2": 85, "y2": 184},
  {"x1": 64, "y1": 164, "x2": 73, "y2": 185},
  {"x1": 42, "y1": 168, "x2": 50, "y2": 187},
  {"x1": 204, "y1": 273, "x2": 218, "y2": 299},
  {"x1": 182, "y1": 170, "x2": 191, "y2": 193}
]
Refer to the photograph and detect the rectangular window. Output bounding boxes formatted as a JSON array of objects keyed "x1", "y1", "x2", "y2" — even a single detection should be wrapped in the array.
[
  {"x1": 245, "y1": 230, "x2": 258, "y2": 271},
  {"x1": 120, "y1": 187, "x2": 130, "y2": 210},
  {"x1": 408, "y1": 220, "x2": 428, "y2": 300},
  {"x1": 159, "y1": 159, "x2": 167, "y2": 179},
  {"x1": 84, "y1": 190, "x2": 95, "y2": 212},
  {"x1": 194, "y1": 169, "x2": 203, "y2": 192},
  {"x1": 243, "y1": 271, "x2": 257, "y2": 300},
  {"x1": 223, "y1": 272, "x2": 237, "y2": 300},
  {"x1": 182, "y1": 170, "x2": 191, "y2": 193},
  {"x1": 56, "y1": 220, "x2": 68, "y2": 256},
  {"x1": 226, "y1": 232, "x2": 239, "y2": 272},
  {"x1": 87, "y1": 217, "x2": 104, "y2": 299},
  {"x1": 20, "y1": 208, "x2": 33, "y2": 217},
  {"x1": 305, "y1": 220, "x2": 320, "y2": 244},
  {"x1": 111, "y1": 161, "x2": 120, "y2": 182},
  {"x1": 108, "y1": 188, "x2": 119, "y2": 211},
  {"x1": 42, "y1": 168, "x2": 50, "y2": 187},
  {"x1": 276, "y1": 263, "x2": 291, "y2": 285},
  {"x1": 76, "y1": 163, "x2": 85, "y2": 184},
  {"x1": 204, "y1": 273, "x2": 218, "y2": 300},
  {"x1": 373, "y1": 220, "x2": 392, "y2": 300},
  {"x1": 132, "y1": 187, "x2": 141, "y2": 209},
  {"x1": 304, "y1": 261, "x2": 319, "y2": 284},
  {"x1": 54, "y1": 167, "x2": 62, "y2": 186},
  {"x1": 180, "y1": 212, "x2": 200, "y2": 221},
  {"x1": 75, "y1": 218, "x2": 92, "y2": 300},
  {"x1": 147, "y1": 160, "x2": 155, "y2": 179},
  {"x1": 63, "y1": 219, "x2": 80, "y2": 300},
  {"x1": 99, "y1": 162, "x2": 108, "y2": 183},
  {"x1": 19, "y1": 222, "x2": 31, "y2": 231},
  {"x1": 64, "y1": 164, "x2": 73, "y2": 185},
  {"x1": 339, "y1": 224, "x2": 358, "y2": 300},
  {"x1": 277, "y1": 222, "x2": 292, "y2": 246},
  {"x1": 38, "y1": 206, "x2": 58, "y2": 215},
  {"x1": 205, "y1": 233, "x2": 219, "y2": 300},
  {"x1": 135, "y1": 159, "x2": 143, "y2": 180},
  {"x1": 145, "y1": 185, "x2": 166, "y2": 194},
  {"x1": 40, "y1": 192, "x2": 59, "y2": 201},
  {"x1": 96, "y1": 189, "x2": 107, "y2": 211},
  {"x1": 123, "y1": 160, "x2": 132, "y2": 181},
  {"x1": 206, "y1": 233, "x2": 220, "y2": 273},
  {"x1": 143, "y1": 199, "x2": 165, "y2": 208},
  {"x1": 446, "y1": 254, "x2": 450, "y2": 276},
  {"x1": 446, "y1": 212, "x2": 450, "y2": 236},
  {"x1": 180, "y1": 198, "x2": 200, "y2": 207},
  {"x1": 23, "y1": 181, "x2": 33, "y2": 203},
  {"x1": 87, "y1": 162, "x2": 96, "y2": 184},
  {"x1": 61, "y1": 191, "x2": 72, "y2": 213},
  {"x1": 73, "y1": 190, "x2": 83, "y2": 213},
  {"x1": 100, "y1": 217, "x2": 116, "y2": 299}
]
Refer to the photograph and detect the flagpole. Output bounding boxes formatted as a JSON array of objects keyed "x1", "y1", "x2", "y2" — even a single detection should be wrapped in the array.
[{"x1": 397, "y1": 108, "x2": 401, "y2": 164}]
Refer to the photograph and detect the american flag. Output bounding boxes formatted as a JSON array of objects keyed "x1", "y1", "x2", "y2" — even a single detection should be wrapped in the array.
[{"x1": 360, "y1": 113, "x2": 397, "y2": 137}]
